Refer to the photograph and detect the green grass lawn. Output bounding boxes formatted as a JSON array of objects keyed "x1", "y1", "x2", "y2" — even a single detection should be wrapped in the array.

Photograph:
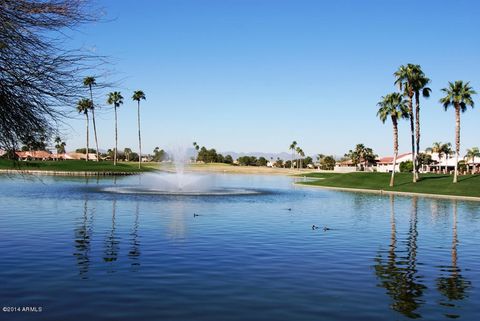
[
  {"x1": 0, "y1": 159, "x2": 158, "y2": 173},
  {"x1": 299, "y1": 172, "x2": 480, "y2": 198}
]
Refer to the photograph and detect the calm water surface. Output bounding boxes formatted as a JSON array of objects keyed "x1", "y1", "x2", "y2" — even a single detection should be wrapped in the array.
[{"x1": 0, "y1": 173, "x2": 479, "y2": 321}]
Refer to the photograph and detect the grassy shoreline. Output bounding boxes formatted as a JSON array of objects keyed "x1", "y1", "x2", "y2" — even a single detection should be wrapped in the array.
[
  {"x1": 297, "y1": 172, "x2": 480, "y2": 199},
  {"x1": 0, "y1": 160, "x2": 306, "y2": 176},
  {"x1": 0, "y1": 159, "x2": 158, "y2": 174}
]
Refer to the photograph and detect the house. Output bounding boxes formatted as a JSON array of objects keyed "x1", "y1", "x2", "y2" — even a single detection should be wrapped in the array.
[
  {"x1": 334, "y1": 159, "x2": 376, "y2": 172},
  {"x1": 65, "y1": 152, "x2": 98, "y2": 161},
  {"x1": 376, "y1": 153, "x2": 412, "y2": 173},
  {"x1": 15, "y1": 150, "x2": 53, "y2": 161}
]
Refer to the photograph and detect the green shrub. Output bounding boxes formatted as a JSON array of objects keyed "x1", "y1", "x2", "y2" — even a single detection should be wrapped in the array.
[{"x1": 400, "y1": 161, "x2": 413, "y2": 173}]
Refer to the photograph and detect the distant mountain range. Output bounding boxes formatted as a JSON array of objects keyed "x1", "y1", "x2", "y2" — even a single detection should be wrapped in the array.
[
  {"x1": 220, "y1": 151, "x2": 293, "y2": 160},
  {"x1": 182, "y1": 148, "x2": 307, "y2": 160}
]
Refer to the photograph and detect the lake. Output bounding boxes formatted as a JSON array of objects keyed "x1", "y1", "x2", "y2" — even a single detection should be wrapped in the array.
[{"x1": 0, "y1": 173, "x2": 479, "y2": 320}]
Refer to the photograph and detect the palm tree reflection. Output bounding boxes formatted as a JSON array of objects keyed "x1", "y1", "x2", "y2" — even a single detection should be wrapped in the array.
[
  {"x1": 73, "y1": 197, "x2": 93, "y2": 278},
  {"x1": 375, "y1": 196, "x2": 426, "y2": 319},
  {"x1": 103, "y1": 199, "x2": 119, "y2": 267},
  {"x1": 128, "y1": 201, "x2": 141, "y2": 270},
  {"x1": 436, "y1": 201, "x2": 471, "y2": 317}
]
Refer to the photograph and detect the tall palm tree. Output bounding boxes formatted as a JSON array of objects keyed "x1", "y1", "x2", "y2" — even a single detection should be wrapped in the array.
[
  {"x1": 83, "y1": 76, "x2": 100, "y2": 162},
  {"x1": 289, "y1": 141, "x2": 297, "y2": 169},
  {"x1": 77, "y1": 98, "x2": 93, "y2": 162},
  {"x1": 464, "y1": 147, "x2": 480, "y2": 173},
  {"x1": 439, "y1": 81, "x2": 476, "y2": 183},
  {"x1": 193, "y1": 142, "x2": 200, "y2": 162},
  {"x1": 410, "y1": 66, "x2": 431, "y2": 178},
  {"x1": 395, "y1": 64, "x2": 419, "y2": 183},
  {"x1": 298, "y1": 149, "x2": 305, "y2": 169},
  {"x1": 295, "y1": 146, "x2": 302, "y2": 170},
  {"x1": 377, "y1": 93, "x2": 409, "y2": 186},
  {"x1": 107, "y1": 92, "x2": 124, "y2": 166},
  {"x1": 132, "y1": 90, "x2": 146, "y2": 169}
]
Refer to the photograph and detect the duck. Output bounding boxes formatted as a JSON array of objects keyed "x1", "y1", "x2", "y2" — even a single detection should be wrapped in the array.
[{"x1": 312, "y1": 225, "x2": 319, "y2": 230}]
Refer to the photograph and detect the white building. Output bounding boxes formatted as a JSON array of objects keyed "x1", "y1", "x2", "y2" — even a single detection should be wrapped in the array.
[{"x1": 376, "y1": 153, "x2": 412, "y2": 173}]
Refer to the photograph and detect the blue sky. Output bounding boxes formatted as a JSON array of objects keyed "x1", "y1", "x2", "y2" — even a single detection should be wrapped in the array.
[{"x1": 64, "y1": 0, "x2": 480, "y2": 157}]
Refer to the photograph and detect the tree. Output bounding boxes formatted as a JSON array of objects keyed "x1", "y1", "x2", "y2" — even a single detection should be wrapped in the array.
[
  {"x1": 20, "y1": 131, "x2": 48, "y2": 152},
  {"x1": 439, "y1": 81, "x2": 476, "y2": 183},
  {"x1": 83, "y1": 76, "x2": 100, "y2": 162},
  {"x1": 426, "y1": 142, "x2": 451, "y2": 173},
  {"x1": 77, "y1": 98, "x2": 93, "y2": 162},
  {"x1": 464, "y1": 147, "x2": 480, "y2": 173},
  {"x1": 299, "y1": 149, "x2": 306, "y2": 168},
  {"x1": 0, "y1": 1, "x2": 99, "y2": 151},
  {"x1": 132, "y1": 90, "x2": 146, "y2": 169},
  {"x1": 193, "y1": 142, "x2": 200, "y2": 161},
  {"x1": 320, "y1": 156, "x2": 336, "y2": 170},
  {"x1": 123, "y1": 148, "x2": 132, "y2": 161},
  {"x1": 224, "y1": 155, "x2": 233, "y2": 164},
  {"x1": 377, "y1": 93, "x2": 409, "y2": 186},
  {"x1": 54, "y1": 136, "x2": 66, "y2": 154},
  {"x1": 417, "y1": 153, "x2": 433, "y2": 169},
  {"x1": 153, "y1": 147, "x2": 166, "y2": 162},
  {"x1": 296, "y1": 146, "x2": 302, "y2": 170},
  {"x1": 400, "y1": 161, "x2": 414, "y2": 173},
  {"x1": 107, "y1": 92, "x2": 124, "y2": 166},
  {"x1": 345, "y1": 144, "x2": 377, "y2": 170},
  {"x1": 394, "y1": 64, "x2": 421, "y2": 183},
  {"x1": 289, "y1": 141, "x2": 297, "y2": 169},
  {"x1": 257, "y1": 157, "x2": 268, "y2": 167},
  {"x1": 411, "y1": 66, "x2": 431, "y2": 178}
]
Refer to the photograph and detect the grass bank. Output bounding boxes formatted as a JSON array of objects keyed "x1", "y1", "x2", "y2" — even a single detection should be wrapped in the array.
[
  {"x1": 298, "y1": 172, "x2": 480, "y2": 198},
  {"x1": 0, "y1": 159, "x2": 158, "y2": 173}
]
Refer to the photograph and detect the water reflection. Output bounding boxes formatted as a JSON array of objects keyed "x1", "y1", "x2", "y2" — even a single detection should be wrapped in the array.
[
  {"x1": 436, "y1": 201, "x2": 471, "y2": 318},
  {"x1": 375, "y1": 196, "x2": 426, "y2": 319},
  {"x1": 128, "y1": 201, "x2": 141, "y2": 271},
  {"x1": 103, "y1": 199, "x2": 120, "y2": 268},
  {"x1": 73, "y1": 197, "x2": 93, "y2": 278}
]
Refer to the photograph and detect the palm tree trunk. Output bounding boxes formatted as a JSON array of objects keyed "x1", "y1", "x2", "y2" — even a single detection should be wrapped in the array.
[
  {"x1": 137, "y1": 101, "x2": 142, "y2": 169},
  {"x1": 291, "y1": 150, "x2": 293, "y2": 169},
  {"x1": 89, "y1": 86, "x2": 100, "y2": 162},
  {"x1": 415, "y1": 92, "x2": 421, "y2": 179},
  {"x1": 453, "y1": 105, "x2": 460, "y2": 183},
  {"x1": 114, "y1": 105, "x2": 118, "y2": 166},
  {"x1": 390, "y1": 118, "x2": 399, "y2": 187},
  {"x1": 408, "y1": 95, "x2": 416, "y2": 183},
  {"x1": 85, "y1": 112, "x2": 89, "y2": 162}
]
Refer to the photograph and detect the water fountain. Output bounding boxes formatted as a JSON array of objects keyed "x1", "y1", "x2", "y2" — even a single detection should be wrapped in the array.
[{"x1": 101, "y1": 146, "x2": 260, "y2": 196}]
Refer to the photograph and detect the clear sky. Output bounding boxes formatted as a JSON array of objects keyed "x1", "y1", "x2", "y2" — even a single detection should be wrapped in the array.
[{"x1": 63, "y1": 0, "x2": 480, "y2": 158}]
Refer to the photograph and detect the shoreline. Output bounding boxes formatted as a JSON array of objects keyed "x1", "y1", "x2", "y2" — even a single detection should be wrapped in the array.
[
  {"x1": 295, "y1": 183, "x2": 480, "y2": 202},
  {"x1": 0, "y1": 169, "x2": 138, "y2": 176}
]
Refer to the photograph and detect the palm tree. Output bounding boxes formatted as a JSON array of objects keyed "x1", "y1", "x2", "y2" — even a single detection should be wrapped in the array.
[
  {"x1": 107, "y1": 92, "x2": 124, "y2": 166},
  {"x1": 83, "y1": 76, "x2": 100, "y2": 162},
  {"x1": 426, "y1": 142, "x2": 444, "y2": 172},
  {"x1": 124, "y1": 147, "x2": 132, "y2": 161},
  {"x1": 464, "y1": 147, "x2": 480, "y2": 173},
  {"x1": 193, "y1": 142, "x2": 200, "y2": 162},
  {"x1": 442, "y1": 143, "x2": 453, "y2": 173},
  {"x1": 295, "y1": 146, "x2": 302, "y2": 170},
  {"x1": 132, "y1": 90, "x2": 146, "y2": 169},
  {"x1": 77, "y1": 98, "x2": 93, "y2": 162},
  {"x1": 395, "y1": 64, "x2": 419, "y2": 183},
  {"x1": 54, "y1": 136, "x2": 66, "y2": 153},
  {"x1": 439, "y1": 81, "x2": 476, "y2": 183},
  {"x1": 411, "y1": 66, "x2": 431, "y2": 178},
  {"x1": 377, "y1": 93, "x2": 409, "y2": 186},
  {"x1": 289, "y1": 141, "x2": 297, "y2": 169},
  {"x1": 298, "y1": 148, "x2": 305, "y2": 169}
]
